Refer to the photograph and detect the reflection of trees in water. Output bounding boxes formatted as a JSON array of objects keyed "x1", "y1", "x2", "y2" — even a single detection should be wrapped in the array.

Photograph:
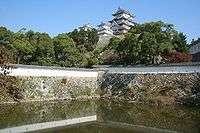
[
  {"x1": 97, "y1": 100, "x2": 200, "y2": 133},
  {"x1": 1, "y1": 100, "x2": 200, "y2": 132},
  {"x1": 97, "y1": 100, "x2": 134, "y2": 123},
  {"x1": 0, "y1": 100, "x2": 96, "y2": 128}
]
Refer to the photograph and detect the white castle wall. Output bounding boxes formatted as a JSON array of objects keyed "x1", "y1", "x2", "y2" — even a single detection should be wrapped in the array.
[
  {"x1": 2, "y1": 64, "x2": 199, "y2": 78},
  {"x1": 6, "y1": 65, "x2": 99, "y2": 78}
]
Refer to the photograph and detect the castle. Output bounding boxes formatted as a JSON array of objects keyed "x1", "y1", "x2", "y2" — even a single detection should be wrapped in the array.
[
  {"x1": 79, "y1": 7, "x2": 135, "y2": 38},
  {"x1": 97, "y1": 7, "x2": 135, "y2": 38}
]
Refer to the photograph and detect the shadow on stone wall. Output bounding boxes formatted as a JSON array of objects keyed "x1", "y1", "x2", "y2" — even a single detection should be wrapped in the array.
[
  {"x1": 179, "y1": 73, "x2": 200, "y2": 106},
  {"x1": 0, "y1": 76, "x2": 23, "y2": 102},
  {"x1": 99, "y1": 73, "x2": 136, "y2": 97},
  {"x1": 99, "y1": 72, "x2": 200, "y2": 106}
]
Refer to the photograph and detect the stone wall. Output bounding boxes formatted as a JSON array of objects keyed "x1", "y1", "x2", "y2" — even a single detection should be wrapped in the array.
[
  {"x1": 18, "y1": 76, "x2": 99, "y2": 101},
  {"x1": 1, "y1": 64, "x2": 199, "y2": 105},
  {"x1": 0, "y1": 65, "x2": 100, "y2": 102},
  {"x1": 0, "y1": 76, "x2": 99, "y2": 103},
  {"x1": 99, "y1": 73, "x2": 200, "y2": 105}
]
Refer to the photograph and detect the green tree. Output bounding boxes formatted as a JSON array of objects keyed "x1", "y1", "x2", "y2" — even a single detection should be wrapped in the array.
[
  {"x1": 68, "y1": 28, "x2": 100, "y2": 67},
  {"x1": 105, "y1": 21, "x2": 188, "y2": 65},
  {"x1": 108, "y1": 37, "x2": 121, "y2": 50},
  {"x1": 53, "y1": 33, "x2": 83, "y2": 67},
  {"x1": 133, "y1": 22, "x2": 175, "y2": 64},
  {"x1": 0, "y1": 45, "x2": 14, "y2": 64},
  {"x1": 28, "y1": 32, "x2": 55, "y2": 66},
  {"x1": 0, "y1": 27, "x2": 12, "y2": 46},
  {"x1": 172, "y1": 32, "x2": 189, "y2": 53},
  {"x1": 11, "y1": 33, "x2": 35, "y2": 64},
  {"x1": 68, "y1": 28, "x2": 99, "y2": 52},
  {"x1": 120, "y1": 34, "x2": 141, "y2": 64}
]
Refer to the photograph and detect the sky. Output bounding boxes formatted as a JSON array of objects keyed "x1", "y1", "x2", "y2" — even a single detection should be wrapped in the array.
[{"x1": 0, "y1": 0, "x2": 200, "y2": 43}]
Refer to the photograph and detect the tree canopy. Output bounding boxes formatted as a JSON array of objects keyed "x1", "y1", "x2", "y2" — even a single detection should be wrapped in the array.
[
  {"x1": 103, "y1": 21, "x2": 190, "y2": 65},
  {"x1": 0, "y1": 21, "x2": 191, "y2": 67},
  {"x1": 53, "y1": 33, "x2": 83, "y2": 67},
  {"x1": 68, "y1": 28, "x2": 99, "y2": 52}
]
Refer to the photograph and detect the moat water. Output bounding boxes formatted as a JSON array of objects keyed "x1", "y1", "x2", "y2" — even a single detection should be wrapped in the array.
[{"x1": 0, "y1": 99, "x2": 200, "y2": 133}]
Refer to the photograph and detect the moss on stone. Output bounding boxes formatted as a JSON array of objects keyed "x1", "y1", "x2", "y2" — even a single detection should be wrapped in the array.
[{"x1": 0, "y1": 76, "x2": 23, "y2": 102}]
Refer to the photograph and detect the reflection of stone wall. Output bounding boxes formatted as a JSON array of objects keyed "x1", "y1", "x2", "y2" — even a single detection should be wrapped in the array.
[
  {"x1": 0, "y1": 100, "x2": 96, "y2": 128},
  {"x1": 17, "y1": 76, "x2": 99, "y2": 101},
  {"x1": 99, "y1": 73, "x2": 200, "y2": 105}
]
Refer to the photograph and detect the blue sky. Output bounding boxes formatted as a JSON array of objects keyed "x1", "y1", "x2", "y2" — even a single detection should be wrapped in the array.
[{"x1": 0, "y1": 0, "x2": 200, "y2": 43}]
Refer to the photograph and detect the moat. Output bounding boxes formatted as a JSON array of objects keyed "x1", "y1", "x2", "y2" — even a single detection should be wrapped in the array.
[{"x1": 0, "y1": 99, "x2": 200, "y2": 133}]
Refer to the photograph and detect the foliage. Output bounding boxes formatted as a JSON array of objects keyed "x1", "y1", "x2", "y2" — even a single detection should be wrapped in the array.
[
  {"x1": 0, "y1": 27, "x2": 15, "y2": 64},
  {"x1": 103, "y1": 21, "x2": 190, "y2": 65},
  {"x1": 0, "y1": 45, "x2": 14, "y2": 65},
  {"x1": 100, "y1": 37, "x2": 122, "y2": 64},
  {"x1": 53, "y1": 33, "x2": 83, "y2": 67},
  {"x1": 163, "y1": 52, "x2": 192, "y2": 63},
  {"x1": 0, "y1": 27, "x2": 56, "y2": 66},
  {"x1": 172, "y1": 32, "x2": 189, "y2": 53},
  {"x1": 30, "y1": 32, "x2": 55, "y2": 66},
  {"x1": 68, "y1": 28, "x2": 101, "y2": 67},
  {"x1": 0, "y1": 21, "x2": 191, "y2": 67},
  {"x1": 68, "y1": 28, "x2": 99, "y2": 52},
  {"x1": 84, "y1": 52, "x2": 100, "y2": 68},
  {"x1": 0, "y1": 27, "x2": 12, "y2": 46},
  {"x1": 0, "y1": 27, "x2": 23, "y2": 102},
  {"x1": 11, "y1": 33, "x2": 35, "y2": 64}
]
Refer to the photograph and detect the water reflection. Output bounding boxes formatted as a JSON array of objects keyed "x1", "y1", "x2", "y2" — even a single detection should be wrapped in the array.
[
  {"x1": 0, "y1": 99, "x2": 200, "y2": 133},
  {"x1": 0, "y1": 100, "x2": 96, "y2": 129},
  {"x1": 97, "y1": 100, "x2": 200, "y2": 133}
]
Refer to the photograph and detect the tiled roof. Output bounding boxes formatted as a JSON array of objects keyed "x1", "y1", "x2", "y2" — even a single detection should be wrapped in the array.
[
  {"x1": 189, "y1": 38, "x2": 200, "y2": 47},
  {"x1": 113, "y1": 7, "x2": 133, "y2": 17},
  {"x1": 98, "y1": 22, "x2": 111, "y2": 27}
]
